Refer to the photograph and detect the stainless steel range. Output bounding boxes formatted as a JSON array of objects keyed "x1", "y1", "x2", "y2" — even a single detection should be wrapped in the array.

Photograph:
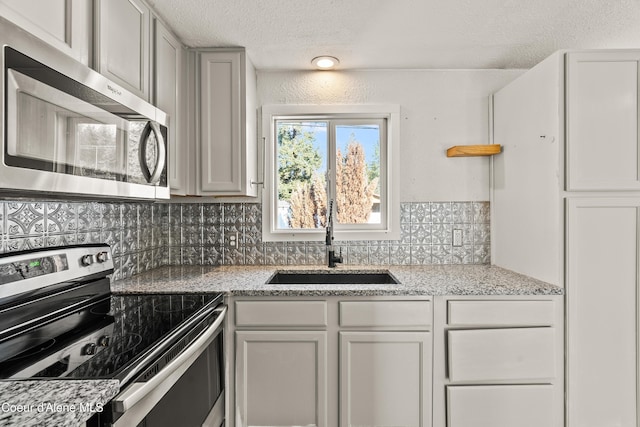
[{"x1": 0, "y1": 244, "x2": 226, "y2": 427}]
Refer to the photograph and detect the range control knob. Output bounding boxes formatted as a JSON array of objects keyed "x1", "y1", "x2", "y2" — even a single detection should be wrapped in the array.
[
  {"x1": 96, "y1": 251, "x2": 109, "y2": 263},
  {"x1": 82, "y1": 343, "x2": 97, "y2": 356},
  {"x1": 80, "y1": 255, "x2": 94, "y2": 266},
  {"x1": 97, "y1": 335, "x2": 111, "y2": 347}
]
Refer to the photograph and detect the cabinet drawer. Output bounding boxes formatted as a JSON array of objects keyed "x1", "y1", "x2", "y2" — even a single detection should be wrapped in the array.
[
  {"x1": 447, "y1": 300, "x2": 555, "y2": 326},
  {"x1": 447, "y1": 385, "x2": 554, "y2": 427},
  {"x1": 339, "y1": 300, "x2": 431, "y2": 328},
  {"x1": 448, "y1": 328, "x2": 555, "y2": 382},
  {"x1": 235, "y1": 301, "x2": 327, "y2": 327}
]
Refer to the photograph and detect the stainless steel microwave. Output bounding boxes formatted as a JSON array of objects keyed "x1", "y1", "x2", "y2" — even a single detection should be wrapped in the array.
[{"x1": 0, "y1": 17, "x2": 169, "y2": 200}]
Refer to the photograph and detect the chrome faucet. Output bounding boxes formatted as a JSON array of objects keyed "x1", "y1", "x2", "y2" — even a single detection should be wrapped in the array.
[{"x1": 326, "y1": 200, "x2": 343, "y2": 268}]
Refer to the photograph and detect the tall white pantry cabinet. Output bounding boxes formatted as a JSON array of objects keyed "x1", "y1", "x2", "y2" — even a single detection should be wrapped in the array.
[{"x1": 492, "y1": 50, "x2": 640, "y2": 427}]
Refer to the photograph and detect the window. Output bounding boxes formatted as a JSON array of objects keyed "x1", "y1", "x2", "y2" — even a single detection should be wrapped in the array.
[{"x1": 262, "y1": 105, "x2": 400, "y2": 242}]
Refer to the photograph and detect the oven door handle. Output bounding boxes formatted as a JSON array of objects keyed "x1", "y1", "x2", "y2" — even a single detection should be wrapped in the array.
[{"x1": 113, "y1": 305, "x2": 226, "y2": 414}]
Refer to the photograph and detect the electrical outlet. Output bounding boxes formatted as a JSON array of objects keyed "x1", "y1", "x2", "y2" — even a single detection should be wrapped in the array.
[
  {"x1": 228, "y1": 232, "x2": 239, "y2": 248},
  {"x1": 452, "y1": 229, "x2": 463, "y2": 247}
]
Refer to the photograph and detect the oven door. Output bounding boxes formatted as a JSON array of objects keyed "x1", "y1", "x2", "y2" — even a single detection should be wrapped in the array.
[{"x1": 109, "y1": 306, "x2": 226, "y2": 427}]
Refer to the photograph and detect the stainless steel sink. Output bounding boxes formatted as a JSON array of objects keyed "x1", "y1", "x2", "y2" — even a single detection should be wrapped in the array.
[{"x1": 266, "y1": 270, "x2": 399, "y2": 285}]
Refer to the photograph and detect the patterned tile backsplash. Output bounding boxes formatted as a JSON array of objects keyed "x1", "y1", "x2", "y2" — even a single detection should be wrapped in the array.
[{"x1": 0, "y1": 201, "x2": 490, "y2": 279}]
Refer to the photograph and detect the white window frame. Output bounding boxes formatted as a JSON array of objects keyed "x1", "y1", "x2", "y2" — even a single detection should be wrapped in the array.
[{"x1": 261, "y1": 104, "x2": 400, "y2": 242}]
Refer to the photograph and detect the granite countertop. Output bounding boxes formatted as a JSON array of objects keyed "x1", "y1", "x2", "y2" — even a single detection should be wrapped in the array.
[
  {"x1": 2, "y1": 264, "x2": 561, "y2": 427},
  {"x1": 111, "y1": 264, "x2": 563, "y2": 296},
  {"x1": 0, "y1": 380, "x2": 119, "y2": 427}
]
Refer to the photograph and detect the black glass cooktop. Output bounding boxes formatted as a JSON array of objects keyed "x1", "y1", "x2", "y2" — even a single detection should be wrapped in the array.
[{"x1": 0, "y1": 292, "x2": 222, "y2": 383}]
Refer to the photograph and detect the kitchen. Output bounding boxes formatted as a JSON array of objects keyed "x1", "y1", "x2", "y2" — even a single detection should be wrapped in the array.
[{"x1": 0, "y1": 0, "x2": 637, "y2": 426}]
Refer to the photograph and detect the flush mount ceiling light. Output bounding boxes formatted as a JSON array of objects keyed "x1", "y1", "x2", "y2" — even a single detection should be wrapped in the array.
[{"x1": 311, "y1": 56, "x2": 339, "y2": 70}]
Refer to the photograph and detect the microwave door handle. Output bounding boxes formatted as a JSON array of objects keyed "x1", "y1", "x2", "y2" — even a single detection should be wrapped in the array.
[{"x1": 138, "y1": 121, "x2": 166, "y2": 184}]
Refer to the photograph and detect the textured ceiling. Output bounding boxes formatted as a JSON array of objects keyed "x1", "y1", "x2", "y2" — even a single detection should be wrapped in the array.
[{"x1": 147, "y1": 0, "x2": 640, "y2": 70}]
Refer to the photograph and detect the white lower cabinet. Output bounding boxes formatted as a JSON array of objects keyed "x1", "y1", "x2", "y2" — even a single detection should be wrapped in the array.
[
  {"x1": 433, "y1": 296, "x2": 564, "y2": 427},
  {"x1": 231, "y1": 295, "x2": 562, "y2": 427},
  {"x1": 235, "y1": 331, "x2": 327, "y2": 427},
  {"x1": 447, "y1": 385, "x2": 554, "y2": 427},
  {"x1": 566, "y1": 197, "x2": 640, "y2": 427},
  {"x1": 230, "y1": 296, "x2": 432, "y2": 427},
  {"x1": 340, "y1": 331, "x2": 431, "y2": 427}
]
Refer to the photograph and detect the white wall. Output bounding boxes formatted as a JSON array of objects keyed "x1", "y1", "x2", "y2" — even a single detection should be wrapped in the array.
[{"x1": 257, "y1": 69, "x2": 524, "y2": 201}]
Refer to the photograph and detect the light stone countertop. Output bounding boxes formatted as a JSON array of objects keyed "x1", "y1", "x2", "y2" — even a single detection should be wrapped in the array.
[
  {"x1": 2, "y1": 264, "x2": 561, "y2": 427},
  {"x1": 111, "y1": 264, "x2": 563, "y2": 296},
  {"x1": 0, "y1": 380, "x2": 119, "y2": 427}
]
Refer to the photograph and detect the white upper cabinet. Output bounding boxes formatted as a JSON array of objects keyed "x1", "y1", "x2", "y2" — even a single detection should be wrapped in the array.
[
  {"x1": 198, "y1": 49, "x2": 258, "y2": 197},
  {"x1": 492, "y1": 52, "x2": 564, "y2": 286},
  {"x1": 492, "y1": 49, "x2": 640, "y2": 286},
  {"x1": 95, "y1": 0, "x2": 151, "y2": 100},
  {"x1": 153, "y1": 19, "x2": 186, "y2": 195},
  {"x1": 566, "y1": 51, "x2": 640, "y2": 190},
  {"x1": 0, "y1": 0, "x2": 91, "y2": 65}
]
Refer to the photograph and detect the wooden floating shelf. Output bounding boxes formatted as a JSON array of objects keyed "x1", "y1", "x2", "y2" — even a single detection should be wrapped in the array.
[{"x1": 446, "y1": 144, "x2": 502, "y2": 158}]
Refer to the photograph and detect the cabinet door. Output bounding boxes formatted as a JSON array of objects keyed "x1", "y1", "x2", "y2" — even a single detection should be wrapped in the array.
[
  {"x1": 566, "y1": 51, "x2": 640, "y2": 190},
  {"x1": 154, "y1": 19, "x2": 185, "y2": 194},
  {"x1": 0, "y1": 0, "x2": 91, "y2": 65},
  {"x1": 236, "y1": 331, "x2": 327, "y2": 427},
  {"x1": 340, "y1": 331, "x2": 432, "y2": 427},
  {"x1": 447, "y1": 385, "x2": 554, "y2": 427},
  {"x1": 567, "y1": 198, "x2": 640, "y2": 427},
  {"x1": 199, "y1": 50, "x2": 258, "y2": 196},
  {"x1": 96, "y1": 0, "x2": 150, "y2": 99},
  {"x1": 199, "y1": 51, "x2": 241, "y2": 194}
]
